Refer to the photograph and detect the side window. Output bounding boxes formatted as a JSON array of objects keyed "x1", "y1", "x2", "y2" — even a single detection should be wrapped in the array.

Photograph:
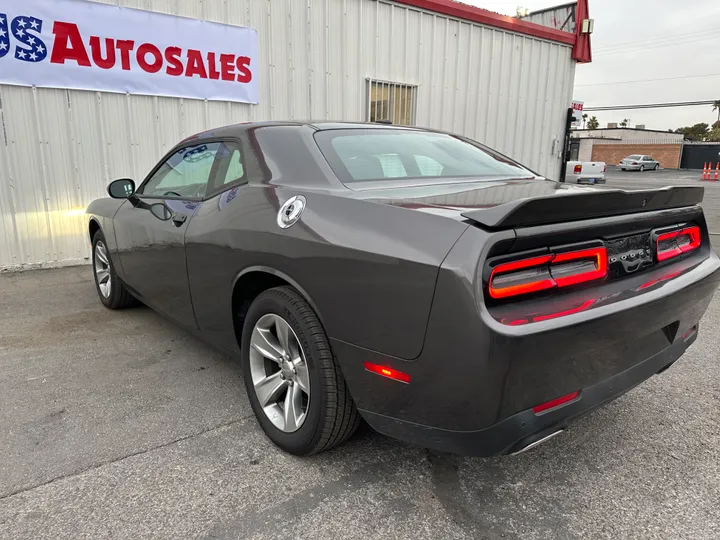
[
  {"x1": 141, "y1": 143, "x2": 221, "y2": 198},
  {"x1": 224, "y1": 149, "x2": 245, "y2": 185},
  {"x1": 206, "y1": 142, "x2": 249, "y2": 195}
]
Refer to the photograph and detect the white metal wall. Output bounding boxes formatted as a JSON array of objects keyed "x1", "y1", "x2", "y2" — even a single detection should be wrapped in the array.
[
  {"x1": 0, "y1": 0, "x2": 575, "y2": 269},
  {"x1": 523, "y1": 4, "x2": 577, "y2": 32}
]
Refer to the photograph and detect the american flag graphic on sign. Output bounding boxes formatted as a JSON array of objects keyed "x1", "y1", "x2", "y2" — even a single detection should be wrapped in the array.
[
  {"x1": 10, "y1": 15, "x2": 46, "y2": 62},
  {"x1": 0, "y1": 14, "x2": 9, "y2": 59}
]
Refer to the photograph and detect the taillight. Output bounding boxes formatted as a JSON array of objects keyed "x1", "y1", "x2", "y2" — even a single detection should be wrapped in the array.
[
  {"x1": 632, "y1": 161, "x2": 638, "y2": 165},
  {"x1": 603, "y1": 165, "x2": 607, "y2": 173},
  {"x1": 488, "y1": 247, "x2": 608, "y2": 299},
  {"x1": 552, "y1": 247, "x2": 608, "y2": 287},
  {"x1": 488, "y1": 255, "x2": 555, "y2": 299},
  {"x1": 573, "y1": 164, "x2": 582, "y2": 174},
  {"x1": 656, "y1": 226, "x2": 701, "y2": 262}
]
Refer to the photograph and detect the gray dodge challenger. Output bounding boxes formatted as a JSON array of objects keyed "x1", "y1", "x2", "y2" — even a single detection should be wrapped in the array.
[{"x1": 87, "y1": 121, "x2": 720, "y2": 456}]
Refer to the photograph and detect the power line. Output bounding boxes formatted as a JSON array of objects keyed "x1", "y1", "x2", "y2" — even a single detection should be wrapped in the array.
[
  {"x1": 595, "y1": 35, "x2": 720, "y2": 56},
  {"x1": 594, "y1": 28, "x2": 717, "y2": 52},
  {"x1": 584, "y1": 100, "x2": 718, "y2": 112},
  {"x1": 575, "y1": 73, "x2": 720, "y2": 87}
]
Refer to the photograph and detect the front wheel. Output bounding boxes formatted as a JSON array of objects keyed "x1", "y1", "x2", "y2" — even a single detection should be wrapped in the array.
[
  {"x1": 241, "y1": 286, "x2": 360, "y2": 455},
  {"x1": 654, "y1": 164, "x2": 659, "y2": 170},
  {"x1": 92, "y1": 231, "x2": 137, "y2": 309}
]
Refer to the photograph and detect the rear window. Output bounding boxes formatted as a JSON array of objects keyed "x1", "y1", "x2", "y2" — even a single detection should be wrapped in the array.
[
  {"x1": 627, "y1": 155, "x2": 642, "y2": 160},
  {"x1": 315, "y1": 129, "x2": 534, "y2": 184}
]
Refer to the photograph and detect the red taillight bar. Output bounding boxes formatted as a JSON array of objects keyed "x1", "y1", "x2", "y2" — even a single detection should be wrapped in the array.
[
  {"x1": 656, "y1": 226, "x2": 701, "y2": 262},
  {"x1": 488, "y1": 255, "x2": 555, "y2": 299},
  {"x1": 573, "y1": 164, "x2": 582, "y2": 174},
  {"x1": 488, "y1": 247, "x2": 608, "y2": 299},
  {"x1": 364, "y1": 362, "x2": 411, "y2": 384},
  {"x1": 552, "y1": 247, "x2": 608, "y2": 287}
]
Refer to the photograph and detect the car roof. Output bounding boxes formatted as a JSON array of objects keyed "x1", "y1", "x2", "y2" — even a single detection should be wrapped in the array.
[{"x1": 186, "y1": 121, "x2": 422, "y2": 141}]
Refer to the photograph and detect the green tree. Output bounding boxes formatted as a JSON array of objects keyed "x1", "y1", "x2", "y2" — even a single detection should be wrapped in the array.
[
  {"x1": 709, "y1": 121, "x2": 720, "y2": 142},
  {"x1": 713, "y1": 100, "x2": 720, "y2": 123},
  {"x1": 675, "y1": 123, "x2": 711, "y2": 141},
  {"x1": 587, "y1": 116, "x2": 599, "y2": 130},
  {"x1": 619, "y1": 118, "x2": 630, "y2": 128}
]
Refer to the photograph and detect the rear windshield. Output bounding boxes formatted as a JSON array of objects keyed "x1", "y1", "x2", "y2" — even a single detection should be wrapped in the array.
[
  {"x1": 627, "y1": 155, "x2": 642, "y2": 160},
  {"x1": 315, "y1": 129, "x2": 534, "y2": 184}
]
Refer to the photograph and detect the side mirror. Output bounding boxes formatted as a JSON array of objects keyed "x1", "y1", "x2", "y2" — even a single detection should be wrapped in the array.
[{"x1": 108, "y1": 178, "x2": 136, "y2": 199}]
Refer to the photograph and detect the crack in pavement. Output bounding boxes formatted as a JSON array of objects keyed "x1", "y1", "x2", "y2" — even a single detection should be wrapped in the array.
[{"x1": 0, "y1": 416, "x2": 251, "y2": 501}]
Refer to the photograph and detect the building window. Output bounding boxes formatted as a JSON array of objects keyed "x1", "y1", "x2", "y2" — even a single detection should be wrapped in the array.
[{"x1": 366, "y1": 79, "x2": 417, "y2": 126}]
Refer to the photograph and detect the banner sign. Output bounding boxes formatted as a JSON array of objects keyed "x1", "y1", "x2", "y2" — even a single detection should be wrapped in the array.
[
  {"x1": 571, "y1": 100, "x2": 584, "y2": 127},
  {"x1": 0, "y1": 0, "x2": 259, "y2": 103}
]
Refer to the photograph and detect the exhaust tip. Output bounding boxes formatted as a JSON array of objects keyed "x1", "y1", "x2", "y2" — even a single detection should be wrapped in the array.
[{"x1": 510, "y1": 429, "x2": 565, "y2": 456}]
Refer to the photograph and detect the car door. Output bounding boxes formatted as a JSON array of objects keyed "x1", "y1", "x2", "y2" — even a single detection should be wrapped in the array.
[{"x1": 113, "y1": 141, "x2": 224, "y2": 328}]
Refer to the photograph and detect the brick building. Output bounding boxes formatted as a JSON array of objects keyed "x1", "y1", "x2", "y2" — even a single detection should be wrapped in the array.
[{"x1": 570, "y1": 128, "x2": 684, "y2": 168}]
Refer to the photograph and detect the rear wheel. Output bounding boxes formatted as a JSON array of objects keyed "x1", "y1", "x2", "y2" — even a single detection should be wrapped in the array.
[
  {"x1": 92, "y1": 231, "x2": 137, "y2": 309},
  {"x1": 640, "y1": 165, "x2": 645, "y2": 172},
  {"x1": 241, "y1": 286, "x2": 360, "y2": 455}
]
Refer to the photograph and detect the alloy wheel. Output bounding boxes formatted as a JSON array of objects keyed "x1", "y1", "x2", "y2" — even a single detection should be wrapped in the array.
[
  {"x1": 248, "y1": 314, "x2": 310, "y2": 432},
  {"x1": 94, "y1": 241, "x2": 112, "y2": 298}
]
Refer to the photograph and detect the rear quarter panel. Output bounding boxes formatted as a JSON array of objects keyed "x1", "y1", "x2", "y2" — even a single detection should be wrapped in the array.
[{"x1": 184, "y1": 185, "x2": 469, "y2": 359}]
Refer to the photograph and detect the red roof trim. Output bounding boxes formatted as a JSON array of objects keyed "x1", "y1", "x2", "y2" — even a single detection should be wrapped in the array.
[{"x1": 390, "y1": 0, "x2": 577, "y2": 46}]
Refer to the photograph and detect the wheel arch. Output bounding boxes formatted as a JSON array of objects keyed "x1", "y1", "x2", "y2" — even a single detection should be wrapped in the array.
[
  {"x1": 89, "y1": 217, "x2": 101, "y2": 243},
  {"x1": 231, "y1": 266, "x2": 326, "y2": 346}
]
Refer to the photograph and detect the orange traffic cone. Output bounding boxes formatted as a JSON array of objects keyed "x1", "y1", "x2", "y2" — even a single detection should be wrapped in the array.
[
  {"x1": 702, "y1": 163, "x2": 708, "y2": 180},
  {"x1": 715, "y1": 163, "x2": 719, "y2": 181}
]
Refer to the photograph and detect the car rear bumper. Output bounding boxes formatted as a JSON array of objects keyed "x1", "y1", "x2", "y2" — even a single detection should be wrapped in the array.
[
  {"x1": 332, "y1": 232, "x2": 720, "y2": 456},
  {"x1": 621, "y1": 165, "x2": 641, "y2": 170},
  {"x1": 575, "y1": 175, "x2": 606, "y2": 184},
  {"x1": 359, "y1": 329, "x2": 697, "y2": 456}
]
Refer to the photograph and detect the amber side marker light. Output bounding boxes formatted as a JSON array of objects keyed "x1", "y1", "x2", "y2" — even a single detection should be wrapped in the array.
[
  {"x1": 533, "y1": 391, "x2": 580, "y2": 414},
  {"x1": 364, "y1": 362, "x2": 411, "y2": 384}
]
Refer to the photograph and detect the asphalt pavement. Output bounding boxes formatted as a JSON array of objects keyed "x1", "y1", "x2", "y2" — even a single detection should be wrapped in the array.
[{"x1": 1, "y1": 169, "x2": 719, "y2": 540}]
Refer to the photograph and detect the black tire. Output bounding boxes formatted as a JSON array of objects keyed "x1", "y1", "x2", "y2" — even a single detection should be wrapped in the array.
[
  {"x1": 654, "y1": 164, "x2": 659, "y2": 170},
  {"x1": 640, "y1": 165, "x2": 645, "y2": 172},
  {"x1": 92, "y1": 230, "x2": 137, "y2": 310},
  {"x1": 241, "y1": 286, "x2": 360, "y2": 455}
]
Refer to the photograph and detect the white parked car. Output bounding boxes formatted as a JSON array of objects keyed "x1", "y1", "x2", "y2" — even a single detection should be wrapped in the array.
[
  {"x1": 566, "y1": 161, "x2": 606, "y2": 184},
  {"x1": 620, "y1": 155, "x2": 660, "y2": 171}
]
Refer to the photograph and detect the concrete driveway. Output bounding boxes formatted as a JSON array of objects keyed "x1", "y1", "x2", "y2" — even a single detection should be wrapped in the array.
[{"x1": 1, "y1": 170, "x2": 719, "y2": 540}]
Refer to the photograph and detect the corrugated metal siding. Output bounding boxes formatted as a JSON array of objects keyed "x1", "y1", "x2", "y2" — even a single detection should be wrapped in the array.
[
  {"x1": 523, "y1": 4, "x2": 577, "y2": 33},
  {"x1": 0, "y1": 0, "x2": 575, "y2": 269}
]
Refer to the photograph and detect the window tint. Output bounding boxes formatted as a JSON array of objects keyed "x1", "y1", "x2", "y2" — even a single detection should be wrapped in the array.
[
  {"x1": 316, "y1": 130, "x2": 533, "y2": 183},
  {"x1": 141, "y1": 143, "x2": 220, "y2": 198},
  {"x1": 223, "y1": 149, "x2": 245, "y2": 185}
]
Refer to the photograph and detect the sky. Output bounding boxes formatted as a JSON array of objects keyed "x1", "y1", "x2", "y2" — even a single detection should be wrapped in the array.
[{"x1": 465, "y1": 0, "x2": 720, "y2": 131}]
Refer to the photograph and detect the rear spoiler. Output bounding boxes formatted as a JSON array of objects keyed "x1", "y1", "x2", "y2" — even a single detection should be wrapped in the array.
[{"x1": 461, "y1": 186, "x2": 704, "y2": 229}]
